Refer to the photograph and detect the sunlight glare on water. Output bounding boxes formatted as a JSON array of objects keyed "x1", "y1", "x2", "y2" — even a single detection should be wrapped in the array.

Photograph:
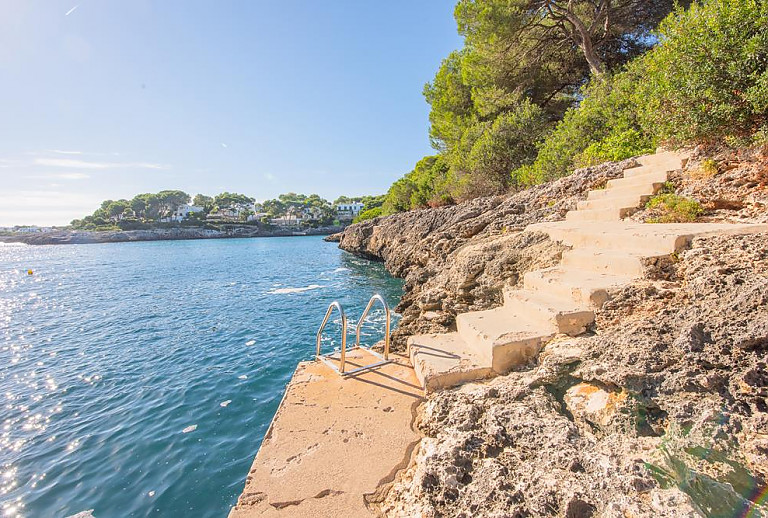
[{"x1": 0, "y1": 237, "x2": 402, "y2": 517}]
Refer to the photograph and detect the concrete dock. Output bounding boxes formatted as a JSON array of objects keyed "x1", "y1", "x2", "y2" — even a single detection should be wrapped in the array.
[{"x1": 229, "y1": 349, "x2": 423, "y2": 517}]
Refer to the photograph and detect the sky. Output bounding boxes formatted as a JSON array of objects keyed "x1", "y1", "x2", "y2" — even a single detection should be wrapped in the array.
[{"x1": 0, "y1": 1, "x2": 462, "y2": 226}]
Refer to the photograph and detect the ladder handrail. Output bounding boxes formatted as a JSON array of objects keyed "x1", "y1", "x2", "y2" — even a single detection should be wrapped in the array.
[
  {"x1": 316, "y1": 301, "x2": 348, "y2": 373},
  {"x1": 355, "y1": 294, "x2": 390, "y2": 361}
]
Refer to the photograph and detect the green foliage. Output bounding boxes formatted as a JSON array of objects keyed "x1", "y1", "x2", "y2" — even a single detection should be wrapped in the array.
[
  {"x1": 423, "y1": 50, "x2": 475, "y2": 152},
  {"x1": 634, "y1": 0, "x2": 768, "y2": 145},
  {"x1": 193, "y1": 194, "x2": 213, "y2": 207},
  {"x1": 353, "y1": 207, "x2": 383, "y2": 223},
  {"x1": 213, "y1": 192, "x2": 252, "y2": 208},
  {"x1": 382, "y1": 155, "x2": 451, "y2": 214},
  {"x1": 467, "y1": 100, "x2": 549, "y2": 191},
  {"x1": 646, "y1": 194, "x2": 704, "y2": 223},
  {"x1": 380, "y1": 0, "x2": 685, "y2": 213},
  {"x1": 576, "y1": 129, "x2": 656, "y2": 167}
]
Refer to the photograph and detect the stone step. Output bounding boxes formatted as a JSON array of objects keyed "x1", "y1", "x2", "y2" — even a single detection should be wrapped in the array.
[
  {"x1": 456, "y1": 307, "x2": 556, "y2": 374},
  {"x1": 607, "y1": 171, "x2": 669, "y2": 190},
  {"x1": 623, "y1": 163, "x2": 678, "y2": 179},
  {"x1": 561, "y1": 248, "x2": 647, "y2": 277},
  {"x1": 528, "y1": 223, "x2": 687, "y2": 255},
  {"x1": 502, "y1": 288, "x2": 594, "y2": 336},
  {"x1": 636, "y1": 151, "x2": 686, "y2": 168},
  {"x1": 523, "y1": 267, "x2": 634, "y2": 308},
  {"x1": 408, "y1": 332, "x2": 495, "y2": 394},
  {"x1": 565, "y1": 207, "x2": 636, "y2": 222},
  {"x1": 577, "y1": 194, "x2": 650, "y2": 211},
  {"x1": 527, "y1": 222, "x2": 768, "y2": 256},
  {"x1": 587, "y1": 183, "x2": 662, "y2": 201}
]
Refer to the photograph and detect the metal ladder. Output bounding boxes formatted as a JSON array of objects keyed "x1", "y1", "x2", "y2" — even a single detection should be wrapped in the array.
[{"x1": 315, "y1": 294, "x2": 391, "y2": 376}]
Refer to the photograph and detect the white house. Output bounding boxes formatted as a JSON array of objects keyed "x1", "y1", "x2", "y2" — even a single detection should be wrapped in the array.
[
  {"x1": 270, "y1": 215, "x2": 303, "y2": 226},
  {"x1": 247, "y1": 212, "x2": 269, "y2": 222},
  {"x1": 335, "y1": 202, "x2": 365, "y2": 219},
  {"x1": 302, "y1": 206, "x2": 325, "y2": 221},
  {"x1": 163, "y1": 204, "x2": 204, "y2": 222}
]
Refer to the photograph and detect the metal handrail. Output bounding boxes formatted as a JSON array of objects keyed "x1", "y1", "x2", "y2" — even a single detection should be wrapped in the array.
[
  {"x1": 355, "y1": 294, "x2": 390, "y2": 361},
  {"x1": 316, "y1": 301, "x2": 348, "y2": 373}
]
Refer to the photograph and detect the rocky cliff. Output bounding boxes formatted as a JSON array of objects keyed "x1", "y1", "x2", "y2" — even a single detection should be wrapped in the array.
[
  {"x1": 332, "y1": 147, "x2": 768, "y2": 517},
  {"x1": 333, "y1": 160, "x2": 631, "y2": 349}
]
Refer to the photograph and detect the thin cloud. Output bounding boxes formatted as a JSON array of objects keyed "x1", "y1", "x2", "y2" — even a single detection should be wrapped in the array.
[
  {"x1": 65, "y1": 5, "x2": 79, "y2": 16},
  {"x1": 31, "y1": 172, "x2": 91, "y2": 180},
  {"x1": 48, "y1": 149, "x2": 82, "y2": 155},
  {"x1": 34, "y1": 158, "x2": 169, "y2": 170}
]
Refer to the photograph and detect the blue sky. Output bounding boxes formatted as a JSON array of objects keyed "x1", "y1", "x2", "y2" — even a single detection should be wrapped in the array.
[{"x1": 0, "y1": 1, "x2": 461, "y2": 226}]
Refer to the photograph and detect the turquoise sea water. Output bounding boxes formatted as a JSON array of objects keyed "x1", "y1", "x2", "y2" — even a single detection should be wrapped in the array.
[{"x1": 0, "y1": 237, "x2": 402, "y2": 517}]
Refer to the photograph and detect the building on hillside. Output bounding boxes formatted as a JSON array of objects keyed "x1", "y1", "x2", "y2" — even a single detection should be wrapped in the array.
[
  {"x1": 302, "y1": 206, "x2": 325, "y2": 221},
  {"x1": 14, "y1": 226, "x2": 49, "y2": 233},
  {"x1": 335, "y1": 202, "x2": 364, "y2": 220},
  {"x1": 162, "y1": 204, "x2": 204, "y2": 222},
  {"x1": 270, "y1": 215, "x2": 303, "y2": 226},
  {"x1": 247, "y1": 212, "x2": 269, "y2": 222}
]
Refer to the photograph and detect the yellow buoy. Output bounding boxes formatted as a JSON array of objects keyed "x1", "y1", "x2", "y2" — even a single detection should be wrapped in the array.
[{"x1": 27, "y1": 270, "x2": 33, "y2": 275}]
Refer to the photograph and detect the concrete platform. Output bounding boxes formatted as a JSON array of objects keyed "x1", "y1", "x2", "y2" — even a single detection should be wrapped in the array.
[{"x1": 229, "y1": 350, "x2": 423, "y2": 517}]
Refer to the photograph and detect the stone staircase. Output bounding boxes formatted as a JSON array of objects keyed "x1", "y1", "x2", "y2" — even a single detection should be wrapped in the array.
[{"x1": 408, "y1": 151, "x2": 766, "y2": 393}]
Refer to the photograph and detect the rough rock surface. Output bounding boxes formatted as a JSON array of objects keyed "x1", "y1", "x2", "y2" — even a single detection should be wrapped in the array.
[
  {"x1": 335, "y1": 160, "x2": 632, "y2": 348},
  {"x1": 331, "y1": 150, "x2": 768, "y2": 516},
  {"x1": 381, "y1": 232, "x2": 768, "y2": 517},
  {"x1": 632, "y1": 145, "x2": 768, "y2": 224}
]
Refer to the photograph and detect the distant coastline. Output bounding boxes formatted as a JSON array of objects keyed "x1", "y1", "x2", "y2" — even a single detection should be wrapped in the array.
[{"x1": 0, "y1": 225, "x2": 344, "y2": 246}]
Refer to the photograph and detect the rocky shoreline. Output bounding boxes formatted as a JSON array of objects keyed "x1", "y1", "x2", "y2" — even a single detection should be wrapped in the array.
[
  {"x1": 0, "y1": 225, "x2": 344, "y2": 246},
  {"x1": 329, "y1": 148, "x2": 768, "y2": 516}
]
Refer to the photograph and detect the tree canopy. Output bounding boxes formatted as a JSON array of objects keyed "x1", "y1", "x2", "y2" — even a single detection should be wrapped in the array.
[{"x1": 380, "y1": 0, "x2": 693, "y2": 211}]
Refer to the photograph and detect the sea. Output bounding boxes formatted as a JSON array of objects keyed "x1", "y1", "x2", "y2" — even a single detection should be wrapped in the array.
[{"x1": 0, "y1": 236, "x2": 403, "y2": 517}]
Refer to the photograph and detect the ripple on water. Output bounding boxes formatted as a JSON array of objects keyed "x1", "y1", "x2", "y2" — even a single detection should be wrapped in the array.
[{"x1": 0, "y1": 237, "x2": 402, "y2": 517}]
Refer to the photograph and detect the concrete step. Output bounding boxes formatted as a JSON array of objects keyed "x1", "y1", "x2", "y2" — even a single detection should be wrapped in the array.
[
  {"x1": 565, "y1": 207, "x2": 636, "y2": 222},
  {"x1": 526, "y1": 223, "x2": 688, "y2": 255},
  {"x1": 502, "y1": 288, "x2": 594, "y2": 336},
  {"x1": 456, "y1": 307, "x2": 556, "y2": 374},
  {"x1": 607, "y1": 171, "x2": 669, "y2": 190},
  {"x1": 623, "y1": 164, "x2": 677, "y2": 179},
  {"x1": 587, "y1": 183, "x2": 662, "y2": 201},
  {"x1": 577, "y1": 194, "x2": 651, "y2": 212},
  {"x1": 561, "y1": 248, "x2": 647, "y2": 277},
  {"x1": 636, "y1": 151, "x2": 686, "y2": 169},
  {"x1": 527, "y1": 222, "x2": 768, "y2": 256},
  {"x1": 523, "y1": 267, "x2": 634, "y2": 308},
  {"x1": 408, "y1": 333, "x2": 495, "y2": 394}
]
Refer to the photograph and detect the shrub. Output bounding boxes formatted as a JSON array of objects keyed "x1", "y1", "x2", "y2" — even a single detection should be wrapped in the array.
[
  {"x1": 634, "y1": 0, "x2": 768, "y2": 145},
  {"x1": 353, "y1": 207, "x2": 382, "y2": 223},
  {"x1": 516, "y1": 72, "x2": 646, "y2": 183},
  {"x1": 689, "y1": 158, "x2": 719, "y2": 179},
  {"x1": 382, "y1": 155, "x2": 451, "y2": 214},
  {"x1": 576, "y1": 129, "x2": 655, "y2": 167},
  {"x1": 646, "y1": 194, "x2": 704, "y2": 223},
  {"x1": 467, "y1": 99, "x2": 549, "y2": 190}
]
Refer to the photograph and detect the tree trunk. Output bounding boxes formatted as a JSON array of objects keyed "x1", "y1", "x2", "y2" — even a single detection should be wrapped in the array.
[
  {"x1": 579, "y1": 34, "x2": 604, "y2": 76},
  {"x1": 546, "y1": 1, "x2": 606, "y2": 76}
]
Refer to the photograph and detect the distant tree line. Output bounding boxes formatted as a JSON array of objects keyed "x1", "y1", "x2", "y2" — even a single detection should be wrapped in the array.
[{"x1": 71, "y1": 190, "x2": 385, "y2": 230}]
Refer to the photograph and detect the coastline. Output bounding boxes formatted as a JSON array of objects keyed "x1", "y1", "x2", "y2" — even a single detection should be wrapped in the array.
[{"x1": 0, "y1": 225, "x2": 345, "y2": 246}]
